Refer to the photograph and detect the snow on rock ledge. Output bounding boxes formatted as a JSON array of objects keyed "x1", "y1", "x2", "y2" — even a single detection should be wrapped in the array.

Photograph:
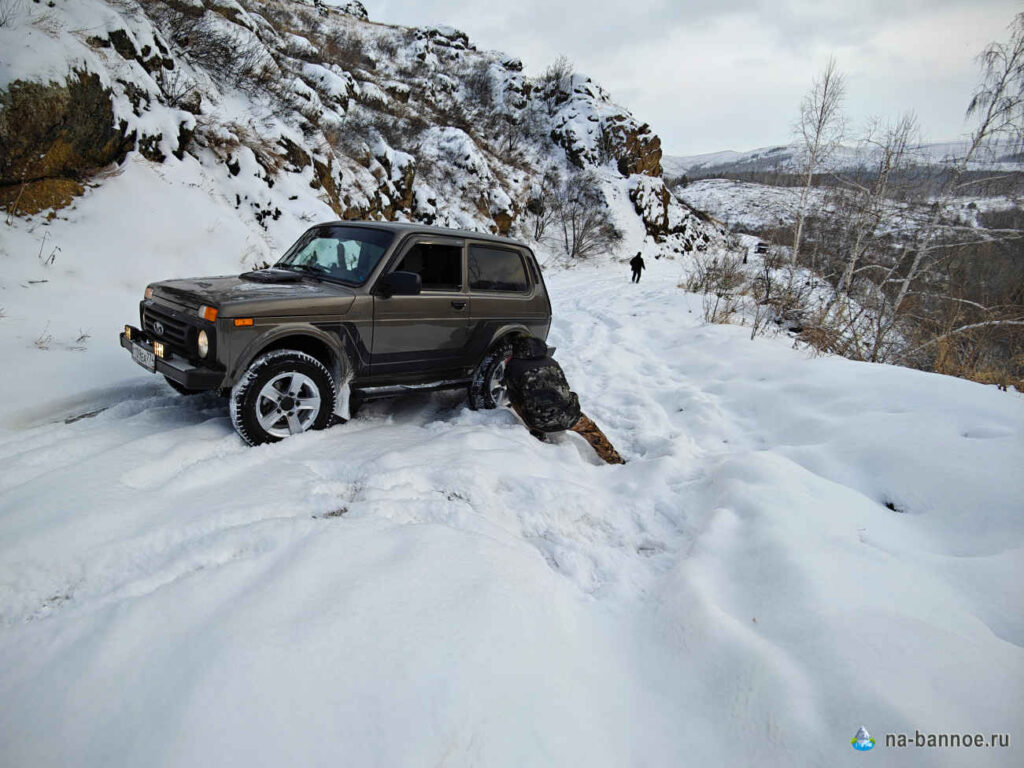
[{"x1": 629, "y1": 175, "x2": 713, "y2": 251}]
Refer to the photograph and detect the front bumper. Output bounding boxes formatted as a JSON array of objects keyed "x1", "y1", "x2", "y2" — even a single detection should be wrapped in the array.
[{"x1": 120, "y1": 327, "x2": 225, "y2": 390}]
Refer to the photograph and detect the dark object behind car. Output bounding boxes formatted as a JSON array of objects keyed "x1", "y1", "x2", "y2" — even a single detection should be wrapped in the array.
[
  {"x1": 505, "y1": 337, "x2": 581, "y2": 433},
  {"x1": 120, "y1": 221, "x2": 551, "y2": 445},
  {"x1": 505, "y1": 337, "x2": 625, "y2": 465}
]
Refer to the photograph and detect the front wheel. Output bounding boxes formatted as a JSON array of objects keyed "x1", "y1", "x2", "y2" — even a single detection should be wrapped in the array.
[
  {"x1": 230, "y1": 350, "x2": 336, "y2": 446},
  {"x1": 468, "y1": 340, "x2": 514, "y2": 410}
]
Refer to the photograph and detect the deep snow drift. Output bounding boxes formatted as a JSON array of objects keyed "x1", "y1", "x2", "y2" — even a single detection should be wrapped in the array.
[{"x1": 1, "y1": 257, "x2": 1022, "y2": 767}]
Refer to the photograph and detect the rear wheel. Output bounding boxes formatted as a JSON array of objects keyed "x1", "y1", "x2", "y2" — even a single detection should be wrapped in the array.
[
  {"x1": 468, "y1": 339, "x2": 514, "y2": 410},
  {"x1": 230, "y1": 350, "x2": 336, "y2": 446}
]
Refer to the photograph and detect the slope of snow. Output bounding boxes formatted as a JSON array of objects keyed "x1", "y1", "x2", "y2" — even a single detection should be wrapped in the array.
[
  {"x1": 662, "y1": 149, "x2": 745, "y2": 177},
  {"x1": 0, "y1": 154, "x2": 337, "y2": 425},
  {"x1": 1, "y1": 259, "x2": 1022, "y2": 767}
]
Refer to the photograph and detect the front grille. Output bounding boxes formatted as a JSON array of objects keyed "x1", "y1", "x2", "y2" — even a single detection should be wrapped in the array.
[{"x1": 144, "y1": 304, "x2": 191, "y2": 356}]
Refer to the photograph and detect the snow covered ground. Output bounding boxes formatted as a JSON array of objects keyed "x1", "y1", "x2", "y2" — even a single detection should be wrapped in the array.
[
  {"x1": 1, "y1": 254, "x2": 1022, "y2": 766},
  {"x1": 675, "y1": 177, "x2": 1021, "y2": 235}
]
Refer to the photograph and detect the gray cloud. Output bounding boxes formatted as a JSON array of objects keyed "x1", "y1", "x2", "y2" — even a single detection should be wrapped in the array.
[{"x1": 367, "y1": 0, "x2": 1021, "y2": 154}]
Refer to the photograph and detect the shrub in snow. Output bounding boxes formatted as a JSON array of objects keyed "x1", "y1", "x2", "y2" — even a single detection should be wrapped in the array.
[{"x1": 554, "y1": 172, "x2": 623, "y2": 260}]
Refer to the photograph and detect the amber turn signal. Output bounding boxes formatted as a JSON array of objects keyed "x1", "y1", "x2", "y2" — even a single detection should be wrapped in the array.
[
  {"x1": 145, "y1": 287, "x2": 154, "y2": 299},
  {"x1": 233, "y1": 318, "x2": 254, "y2": 326},
  {"x1": 124, "y1": 325, "x2": 132, "y2": 340},
  {"x1": 198, "y1": 305, "x2": 218, "y2": 322}
]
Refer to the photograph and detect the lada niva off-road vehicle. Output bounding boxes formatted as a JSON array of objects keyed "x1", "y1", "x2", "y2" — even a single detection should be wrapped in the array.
[{"x1": 120, "y1": 222, "x2": 552, "y2": 445}]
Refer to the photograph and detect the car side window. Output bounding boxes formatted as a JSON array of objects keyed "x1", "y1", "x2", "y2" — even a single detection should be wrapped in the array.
[
  {"x1": 394, "y1": 243, "x2": 463, "y2": 291},
  {"x1": 469, "y1": 246, "x2": 529, "y2": 292}
]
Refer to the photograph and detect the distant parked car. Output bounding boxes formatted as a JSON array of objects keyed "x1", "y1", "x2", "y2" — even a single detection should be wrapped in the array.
[
  {"x1": 120, "y1": 222, "x2": 552, "y2": 445},
  {"x1": 754, "y1": 242, "x2": 769, "y2": 255}
]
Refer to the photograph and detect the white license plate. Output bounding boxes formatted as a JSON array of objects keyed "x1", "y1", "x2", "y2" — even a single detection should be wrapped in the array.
[{"x1": 132, "y1": 343, "x2": 156, "y2": 372}]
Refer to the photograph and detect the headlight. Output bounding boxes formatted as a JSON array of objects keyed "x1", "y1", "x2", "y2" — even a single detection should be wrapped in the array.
[
  {"x1": 153, "y1": 341, "x2": 165, "y2": 359},
  {"x1": 197, "y1": 330, "x2": 209, "y2": 359}
]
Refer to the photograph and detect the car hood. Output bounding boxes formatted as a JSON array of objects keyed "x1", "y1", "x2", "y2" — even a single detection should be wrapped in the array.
[{"x1": 152, "y1": 271, "x2": 357, "y2": 318}]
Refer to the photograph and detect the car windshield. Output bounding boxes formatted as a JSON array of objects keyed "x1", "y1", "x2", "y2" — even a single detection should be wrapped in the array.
[{"x1": 275, "y1": 225, "x2": 395, "y2": 285}]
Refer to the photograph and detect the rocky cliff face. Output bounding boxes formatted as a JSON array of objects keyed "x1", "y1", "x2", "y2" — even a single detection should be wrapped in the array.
[{"x1": 0, "y1": 0, "x2": 715, "y2": 258}]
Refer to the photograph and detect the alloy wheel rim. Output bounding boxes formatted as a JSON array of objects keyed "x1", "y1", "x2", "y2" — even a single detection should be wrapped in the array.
[
  {"x1": 489, "y1": 356, "x2": 511, "y2": 407},
  {"x1": 256, "y1": 372, "x2": 321, "y2": 438}
]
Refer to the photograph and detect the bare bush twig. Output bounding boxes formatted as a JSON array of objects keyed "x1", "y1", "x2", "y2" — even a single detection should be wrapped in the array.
[
  {"x1": 34, "y1": 324, "x2": 53, "y2": 350},
  {"x1": 0, "y1": 0, "x2": 25, "y2": 28}
]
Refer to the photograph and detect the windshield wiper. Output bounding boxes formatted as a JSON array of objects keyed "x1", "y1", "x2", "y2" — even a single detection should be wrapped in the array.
[{"x1": 279, "y1": 263, "x2": 327, "y2": 279}]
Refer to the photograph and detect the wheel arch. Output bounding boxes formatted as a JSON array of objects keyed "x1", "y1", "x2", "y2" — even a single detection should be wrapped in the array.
[
  {"x1": 483, "y1": 323, "x2": 534, "y2": 358},
  {"x1": 231, "y1": 326, "x2": 348, "y2": 387}
]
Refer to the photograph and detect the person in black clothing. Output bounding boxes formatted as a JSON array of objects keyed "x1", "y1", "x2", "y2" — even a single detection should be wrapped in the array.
[{"x1": 629, "y1": 252, "x2": 645, "y2": 283}]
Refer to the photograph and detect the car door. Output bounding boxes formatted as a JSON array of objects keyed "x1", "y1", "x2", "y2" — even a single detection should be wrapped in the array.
[
  {"x1": 370, "y1": 236, "x2": 472, "y2": 381},
  {"x1": 467, "y1": 243, "x2": 550, "y2": 354}
]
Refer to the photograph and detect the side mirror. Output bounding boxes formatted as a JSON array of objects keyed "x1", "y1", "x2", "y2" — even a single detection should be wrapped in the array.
[{"x1": 378, "y1": 270, "x2": 422, "y2": 298}]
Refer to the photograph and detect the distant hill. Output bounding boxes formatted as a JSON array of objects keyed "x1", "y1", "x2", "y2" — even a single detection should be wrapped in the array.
[{"x1": 664, "y1": 140, "x2": 1024, "y2": 179}]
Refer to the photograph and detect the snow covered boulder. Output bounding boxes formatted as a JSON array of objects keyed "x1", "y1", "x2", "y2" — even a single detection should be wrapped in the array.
[
  {"x1": 629, "y1": 175, "x2": 704, "y2": 247},
  {"x1": 548, "y1": 82, "x2": 662, "y2": 177},
  {"x1": 206, "y1": 0, "x2": 254, "y2": 28},
  {"x1": 421, "y1": 126, "x2": 490, "y2": 178},
  {"x1": 160, "y1": 0, "x2": 205, "y2": 17},
  {"x1": 499, "y1": 54, "x2": 523, "y2": 72},
  {"x1": 415, "y1": 26, "x2": 475, "y2": 52},
  {"x1": 335, "y1": 1, "x2": 369, "y2": 20},
  {"x1": 300, "y1": 62, "x2": 356, "y2": 110}
]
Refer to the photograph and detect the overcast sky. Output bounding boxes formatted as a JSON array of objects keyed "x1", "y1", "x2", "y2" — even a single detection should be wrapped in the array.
[{"x1": 364, "y1": 0, "x2": 1021, "y2": 157}]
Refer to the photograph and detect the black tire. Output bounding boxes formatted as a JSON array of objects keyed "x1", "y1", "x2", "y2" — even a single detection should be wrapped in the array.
[
  {"x1": 164, "y1": 376, "x2": 204, "y2": 396},
  {"x1": 229, "y1": 350, "x2": 336, "y2": 446},
  {"x1": 468, "y1": 339, "x2": 514, "y2": 410}
]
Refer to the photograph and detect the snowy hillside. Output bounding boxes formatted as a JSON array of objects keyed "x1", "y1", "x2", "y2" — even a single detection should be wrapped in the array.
[
  {"x1": 0, "y1": 0, "x2": 709, "y2": 255},
  {"x1": 1, "y1": 260, "x2": 1022, "y2": 766}
]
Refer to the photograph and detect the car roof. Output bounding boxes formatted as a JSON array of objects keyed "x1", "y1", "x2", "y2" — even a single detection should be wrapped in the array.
[{"x1": 316, "y1": 220, "x2": 529, "y2": 249}]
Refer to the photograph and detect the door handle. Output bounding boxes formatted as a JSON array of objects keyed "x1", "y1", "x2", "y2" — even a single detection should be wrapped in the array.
[{"x1": 451, "y1": 300, "x2": 467, "y2": 310}]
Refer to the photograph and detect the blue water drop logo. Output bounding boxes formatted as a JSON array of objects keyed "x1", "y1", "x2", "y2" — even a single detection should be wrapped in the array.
[{"x1": 851, "y1": 726, "x2": 875, "y2": 751}]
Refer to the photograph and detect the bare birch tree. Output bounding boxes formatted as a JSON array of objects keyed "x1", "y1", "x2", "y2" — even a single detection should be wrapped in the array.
[
  {"x1": 793, "y1": 58, "x2": 846, "y2": 268},
  {"x1": 880, "y1": 13, "x2": 1024, "y2": 363},
  {"x1": 833, "y1": 112, "x2": 919, "y2": 297}
]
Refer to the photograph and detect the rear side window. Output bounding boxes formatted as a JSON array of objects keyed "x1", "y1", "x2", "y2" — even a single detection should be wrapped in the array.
[
  {"x1": 469, "y1": 246, "x2": 529, "y2": 292},
  {"x1": 394, "y1": 243, "x2": 463, "y2": 291}
]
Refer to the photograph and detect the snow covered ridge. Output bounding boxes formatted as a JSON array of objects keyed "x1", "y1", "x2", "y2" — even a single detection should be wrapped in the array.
[
  {"x1": 664, "y1": 139, "x2": 1024, "y2": 178},
  {"x1": 0, "y1": 0, "x2": 714, "y2": 258}
]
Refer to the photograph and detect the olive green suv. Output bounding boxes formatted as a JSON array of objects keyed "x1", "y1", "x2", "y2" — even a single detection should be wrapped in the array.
[{"x1": 120, "y1": 222, "x2": 552, "y2": 445}]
